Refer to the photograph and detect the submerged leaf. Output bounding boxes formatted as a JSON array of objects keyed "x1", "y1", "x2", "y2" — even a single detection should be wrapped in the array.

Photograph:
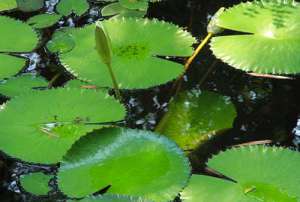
[
  {"x1": 0, "y1": 16, "x2": 39, "y2": 52},
  {"x1": 59, "y1": 18, "x2": 195, "y2": 89},
  {"x1": 56, "y1": 0, "x2": 89, "y2": 16},
  {"x1": 0, "y1": 74, "x2": 48, "y2": 97},
  {"x1": 210, "y1": 1, "x2": 300, "y2": 74},
  {"x1": 20, "y1": 172, "x2": 52, "y2": 196},
  {"x1": 27, "y1": 13, "x2": 62, "y2": 29},
  {"x1": 181, "y1": 146, "x2": 300, "y2": 201},
  {"x1": 0, "y1": 0, "x2": 17, "y2": 12},
  {"x1": 16, "y1": 0, "x2": 44, "y2": 12},
  {"x1": 156, "y1": 90, "x2": 236, "y2": 151},
  {"x1": 0, "y1": 88, "x2": 126, "y2": 164},
  {"x1": 58, "y1": 127, "x2": 190, "y2": 202},
  {"x1": 0, "y1": 54, "x2": 26, "y2": 80}
]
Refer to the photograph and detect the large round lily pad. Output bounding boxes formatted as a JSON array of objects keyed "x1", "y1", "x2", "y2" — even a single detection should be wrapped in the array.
[
  {"x1": 58, "y1": 127, "x2": 190, "y2": 202},
  {"x1": 0, "y1": 88, "x2": 126, "y2": 164},
  {"x1": 181, "y1": 146, "x2": 300, "y2": 201},
  {"x1": 210, "y1": 1, "x2": 300, "y2": 74},
  {"x1": 59, "y1": 18, "x2": 196, "y2": 89},
  {"x1": 0, "y1": 74, "x2": 48, "y2": 97},
  {"x1": 0, "y1": 16, "x2": 39, "y2": 52},
  {"x1": 0, "y1": 54, "x2": 26, "y2": 80},
  {"x1": 156, "y1": 90, "x2": 236, "y2": 151}
]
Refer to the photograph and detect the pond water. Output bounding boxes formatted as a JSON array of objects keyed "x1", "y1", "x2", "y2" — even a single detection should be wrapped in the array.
[{"x1": 0, "y1": 0, "x2": 300, "y2": 201}]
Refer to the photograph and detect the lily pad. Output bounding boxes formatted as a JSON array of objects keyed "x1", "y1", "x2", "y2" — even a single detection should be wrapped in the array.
[
  {"x1": 70, "y1": 195, "x2": 151, "y2": 202},
  {"x1": 46, "y1": 28, "x2": 75, "y2": 54},
  {"x1": 119, "y1": 0, "x2": 148, "y2": 10},
  {"x1": 20, "y1": 172, "x2": 52, "y2": 195},
  {"x1": 56, "y1": 0, "x2": 89, "y2": 16},
  {"x1": 181, "y1": 146, "x2": 300, "y2": 201},
  {"x1": 16, "y1": 0, "x2": 44, "y2": 12},
  {"x1": 156, "y1": 90, "x2": 236, "y2": 151},
  {"x1": 210, "y1": 1, "x2": 300, "y2": 74},
  {"x1": 59, "y1": 18, "x2": 195, "y2": 89},
  {"x1": 27, "y1": 13, "x2": 62, "y2": 29},
  {"x1": 0, "y1": 74, "x2": 48, "y2": 97},
  {"x1": 0, "y1": 54, "x2": 26, "y2": 80},
  {"x1": 101, "y1": 2, "x2": 146, "y2": 18},
  {"x1": 0, "y1": 0, "x2": 17, "y2": 12},
  {"x1": 0, "y1": 16, "x2": 39, "y2": 52},
  {"x1": 0, "y1": 88, "x2": 126, "y2": 164},
  {"x1": 58, "y1": 127, "x2": 190, "y2": 202}
]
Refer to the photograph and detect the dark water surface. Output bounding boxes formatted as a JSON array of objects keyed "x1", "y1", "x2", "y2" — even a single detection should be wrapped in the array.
[{"x1": 0, "y1": 0, "x2": 300, "y2": 201}]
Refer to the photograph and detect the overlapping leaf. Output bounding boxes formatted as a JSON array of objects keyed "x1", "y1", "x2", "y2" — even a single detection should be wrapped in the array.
[
  {"x1": 20, "y1": 172, "x2": 52, "y2": 195},
  {"x1": 156, "y1": 90, "x2": 236, "y2": 151},
  {"x1": 58, "y1": 127, "x2": 190, "y2": 202},
  {"x1": 0, "y1": 54, "x2": 26, "y2": 80},
  {"x1": 56, "y1": 0, "x2": 89, "y2": 16},
  {"x1": 27, "y1": 13, "x2": 62, "y2": 29},
  {"x1": 210, "y1": 0, "x2": 300, "y2": 74},
  {"x1": 181, "y1": 146, "x2": 300, "y2": 201},
  {"x1": 59, "y1": 18, "x2": 195, "y2": 89},
  {"x1": 0, "y1": 88, "x2": 126, "y2": 164}
]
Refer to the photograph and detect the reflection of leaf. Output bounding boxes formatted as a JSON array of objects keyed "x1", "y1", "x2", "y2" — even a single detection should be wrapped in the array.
[
  {"x1": 210, "y1": 1, "x2": 300, "y2": 74},
  {"x1": 56, "y1": 0, "x2": 89, "y2": 16},
  {"x1": 0, "y1": 54, "x2": 26, "y2": 80},
  {"x1": 59, "y1": 18, "x2": 195, "y2": 89},
  {"x1": 181, "y1": 146, "x2": 300, "y2": 201},
  {"x1": 58, "y1": 127, "x2": 190, "y2": 202},
  {"x1": 20, "y1": 172, "x2": 52, "y2": 196},
  {"x1": 0, "y1": 16, "x2": 39, "y2": 52},
  {"x1": 27, "y1": 14, "x2": 62, "y2": 29},
  {"x1": 0, "y1": 74, "x2": 48, "y2": 97},
  {"x1": 0, "y1": 88, "x2": 126, "y2": 164},
  {"x1": 156, "y1": 90, "x2": 236, "y2": 151}
]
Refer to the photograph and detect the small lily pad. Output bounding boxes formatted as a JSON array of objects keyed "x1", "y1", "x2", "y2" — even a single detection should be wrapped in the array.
[
  {"x1": 46, "y1": 28, "x2": 75, "y2": 54},
  {"x1": 181, "y1": 146, "x2": 300, "y2": 201},
  {"x1": 16, "y1": 0, "x2": 44, "y2": 12},
  {"x1": 58, "y1": 127, "x2": 190, "y2": 202},
  {"x1": 0, "y1": 88, "x2": 126, "y2": 164},
  {"x1": 0, "y1": 0, "x2": 17, "y2": 12},
  {"x1": 156, "y1": 90, "x2": 236, "y2": 151},
  {"x1": 56, "y1": 0, "x2": 89, "y2": 16},
  {"x1": 0, "y1": 74, "x2": 48, "y2": 97},
  {"x1": 27, "y1": 13, "x2": 62, "y2": 29},
  {"x1": 0, "y1": 54, "x2": 26, "y2": 80},
  {"x1": 20, "y1": 172, "x2": 52, "y2": 196},
  {"x1": 210, "y1": 1, "x2": 300, "y2": 74},
  {"x1": 70, "y1": 195, "x2": 151, "y2": 202},
  {"x1": 101, "y1": 2, "x2": 146, "y2": 18},
  {"x1": 59, "y1": 18, "x2": 195, "y2": 89},
  {"x1": 0, "y1": 16, "x2": 39, "y2": 52}
]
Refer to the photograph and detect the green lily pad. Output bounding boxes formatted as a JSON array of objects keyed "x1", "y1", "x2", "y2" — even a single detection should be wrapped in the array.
[
  {"x1": 46, "y1": 28, "x2": 75, "y2": 54},
  {"x1": 70, "y1": 195, "x2": 151, "y2": 202},
  {"x1": 27, "y1": 13, "x2": 62, "y2": 29},
  {"x1": 101, "y1": 2, "x2": 146, "y2": 18},
  {"x1": 210, "y1": 1, "x2": 300, "y2": 74},
  {"x1": 0, "y1": 16, "x2": 39, "y2": 52},
  {"x1": 0, "y1": 88, "x2": 126, "y2": 164},
  {"x1": 119, "y1": 0, "x2": 148, "y2": 10},
  {"x1": 181, "y1": 146, "x2": 300, "y2": 201},
  {"x1": 59, "y1": 18, "x2": 195, "y2": 89},
  {"x1": 0, "y1": 74, "x2": 48, "y2": 97},
  {"x1": 0, "y1": 54, "x2": 26, "y2": 79},
  {"x1": 16, "y1": 0, "x2": 44, "y2": 12},
  {"x1": 56, "y1": 0, "x2": 89, "y2": 16},
  {"x1": 0, "y1": 0, "x2": 17, "y2": 12},
  {"x1": 58, "y1": 127, "x2": 190, "y2": 202},
  {"x1": 20, "y1": 172, "x2": 52, "y2": 195},
  {"x1": 156, "y1": 90, "x2": 236, "y2": 151}
]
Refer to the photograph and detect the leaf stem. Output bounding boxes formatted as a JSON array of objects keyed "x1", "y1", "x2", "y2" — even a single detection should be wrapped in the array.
[{"x1": 106, "y1": 62, "x2": 121, "y2": 101}]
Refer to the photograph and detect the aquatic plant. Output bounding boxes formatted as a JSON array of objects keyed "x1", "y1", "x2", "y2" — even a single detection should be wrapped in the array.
[
  {"x1": 58, "y1": 127, "x2": 190, "y2": 201},
  {"x1": 20, "y1": 172, "x2": 52, "y2": 195},
  {"x1": 0, "y1": 0, "x2": 17, "y2": 11},
  {"x1": 16, "y1": 0, "x2": 44, "y2": 12},
  {"x1": 70, "y1": 194, "x2": 151, "y2": 202},
  {"x1": 0, "y1": 88, "x2": 126, "y2": 163},
  {"x1": 181, "y1": 146, "x2": 300, "y2": 201},
  {"x1": 156, "y1": 90, "x2": 236, "y2": 151},
  {"x1": 101, "y1": 2, "x2": 147, "y2": 18},
  {"x1": 210, "y1": 0, "x2": 300, "y2": 74},
  {"x1": 57, "y1": 18, "x2": 195, "y2": 89},
  {"x1": 27, "y1": 13, "x2": 62, "y2": 29},
  {"x1": 56, "y1": 0, "x2": 89, "y2": 16}
]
